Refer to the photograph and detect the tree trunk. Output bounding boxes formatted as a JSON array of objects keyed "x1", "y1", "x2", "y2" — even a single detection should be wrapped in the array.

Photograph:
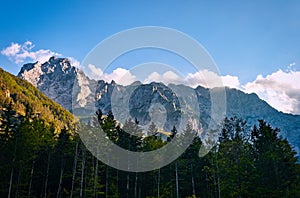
[
  {"x1": 57, "y1": 160, "x2": 64, "y2": 198},
  {"x1": 213, "y1": 155, "x2": 218, "y2": 198},
  {"x1": 70, "y1": 140, "x2": 79, "y2": 198},
  {"x1": 28, "y1": 160, "x2": 35, "y2": 197},
  {"x1": 126, "y1": 174, "x2": 130, "y2": 198},
  {"x1": 116, "y1": 169, "x2": 119, "y2": 195},
  {"x1": 8, "y1": 167, "x2": 14, "y2": 198},
  {"x1": 191, "y1": 164, "x2": 195, "y2": 196},
  {"x1": 134, "y1": 172, "x2": 138, "y2": 198},
  {"x1": 157, "y1": 169, "x2": 160, "y2": 198},
  {"x1": 138, "y1": 179, "x2": 141, "y2": 198},
  {"x1": 94, "y1": 157, "x2": 98, "y2": 198},
  {"x1": 216, "y1": 152, "x2": 221, "y2": 198},
  {"x1": 106, "y1": 165, "x2": 109, "y2": 198},
  {"x1": 175, "y1": 162, "x2": 179, "y2": 198},
  {"x1": 170, "y1": 165, "x2": 173, "y2": 198},
  {"x1": 80, "y1": 149, "x2": 86, "y2": 198},
  {"x1": 15, "y1": 170, "x2": 21, "y2": 198},
  {"x1": 44, "y1": 152, "x2": 51, "y2": 198}
]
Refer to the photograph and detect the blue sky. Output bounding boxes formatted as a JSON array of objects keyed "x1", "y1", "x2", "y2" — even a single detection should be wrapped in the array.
[{"x1": 1, "y1": 0, "x2": 300, "y2": 114}]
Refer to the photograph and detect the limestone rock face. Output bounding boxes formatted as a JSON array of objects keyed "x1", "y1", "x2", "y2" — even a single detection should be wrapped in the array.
[
  {"x1": 18, "y1": 56, "x2": 97, "y2": 112},
  {"x1": 18, "y1": 57, "x2": 300, "y2": 156}
]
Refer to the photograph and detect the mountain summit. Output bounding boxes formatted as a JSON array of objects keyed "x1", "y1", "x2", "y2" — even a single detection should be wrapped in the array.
[
  {"x1": 18, "y1": 57, "x2": 300, "y2": 155},
  {"x1": 18, "y1": 56, "x2": 96, "y2": 112}
]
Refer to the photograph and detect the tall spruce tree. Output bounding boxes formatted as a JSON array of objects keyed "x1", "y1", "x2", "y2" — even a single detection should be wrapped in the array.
[{"x1": 251, "y1": 120, "x2": 300, "y2": 197}]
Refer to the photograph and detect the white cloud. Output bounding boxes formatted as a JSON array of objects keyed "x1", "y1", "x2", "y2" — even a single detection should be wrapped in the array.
[
  {"x1": 86, "y1": 64, "x2": 136, "y2": 85},
  {"x1": 1, "y1": 41, "x2": 62, "y2": 64},
  {"x1": 80, "y1": 62, "x2": 300, "y2": 115},
  {"x1": 287, "y1": 62, "x2": 296, "y2": 72},
  {"x1": 86, "y1": 64, "x2": 104, "y2": 79},
  {"x1": 67, "y1": 57, "x2": 81, "y2": 67},
  {"x1": 2, "y1": 41, "x2": 80, "y2": 67},
  {"x1": 84, "y1": 64, "x2": 240, "y2": 91},
  {"x1": 289, "y1": 62, "x2": 296, "y2": 67},
  {"x1": 85, "y1": 65, "x2": 240, "y2": 89},
  {"x1": 145, "y1": 68, "x2": 300, "y2": 115},
  {"x1": 144, "y1": 69, "x2": 240, "y2": 89},
  {"x1": 185, "y1": 70, "x2": 240, "y2": 88},
  {"x1": 243, "y1": 69, "x2": 300, "y2": 114},
  {"x1": 144, "y1": 71, "x2": 184, "y2": 85},
  {"x1": 1, "y1": 43, "x2": 21, "y2": 56}
]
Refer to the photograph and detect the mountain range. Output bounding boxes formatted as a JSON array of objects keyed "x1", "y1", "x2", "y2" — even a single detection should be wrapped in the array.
[{"x1": 17, "y1": 56, "x2": 300, "y2": 155}]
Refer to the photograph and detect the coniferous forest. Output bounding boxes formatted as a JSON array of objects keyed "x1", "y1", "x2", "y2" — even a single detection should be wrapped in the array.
[
  {"x1": 0, "y1": 68, "x2": 300, "y2": 197},
  {"x1": 2, "y1": 0, "x2": 300, "y2": 197},
  {"x1": 1, "y1": 102, "x2": 300, "y2": 198}
]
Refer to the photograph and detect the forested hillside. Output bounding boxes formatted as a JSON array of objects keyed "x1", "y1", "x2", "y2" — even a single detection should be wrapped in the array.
[
  {"x1": 0, "y1": 68, "x2": 76, "y2": 132},
  {"x1": 0, "y1": 68, "x2": 299, "y2": 197}
]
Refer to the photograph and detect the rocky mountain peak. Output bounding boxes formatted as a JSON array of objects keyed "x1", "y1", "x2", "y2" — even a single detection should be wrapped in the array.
[
  {"x1": 18, "y1": 57, "x2": 75, "y2": 83},
  {"x1": 17, "y1": 57, "x2": 300, "y2": 156},
  {"x1": 18, "y1": 61, "x2": 43, "y2": 87},
  {"x1": 18, "y1": 56, "x2": 96, "y2": 111},
  {"x1": 42, "y1": 56, "x2": 74, "y2": 74}
]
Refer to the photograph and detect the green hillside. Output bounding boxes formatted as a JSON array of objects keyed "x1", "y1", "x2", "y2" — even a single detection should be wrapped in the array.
[
  {"x1": 0, "y1": 68, "x2": 299, "y2": 198},
  {"x1": 0, "y1": 68, "x2": 78, "y2": 197},
  {"x1": 0, "y1": 68, "x2": 76, "y2": 133}
]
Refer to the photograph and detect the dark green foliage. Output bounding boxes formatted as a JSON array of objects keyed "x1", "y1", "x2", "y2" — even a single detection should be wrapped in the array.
[
  {"x1": 216, "y1": 117, "x2": 256, "y2": 197},
  {"x1": 118, "y1": 118, "x2": 143, "y2": 152},
  {"x1": 251, "y1": 120, "x2": 299, "y2": 197},
  {"x1": 1, "y1": 70, "x2": 300, "y2": 197},
  {"x1": 0, "y1": 68, "x2": 75, "y2": 133}
]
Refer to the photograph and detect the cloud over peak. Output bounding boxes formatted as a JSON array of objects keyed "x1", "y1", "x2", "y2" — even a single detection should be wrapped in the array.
[
  {"x1": 1, "y1": 41, "x2": 61, "y2": 64},
  {"x1": 2, "y1": 41, "x2": 299, "y2": 115},
  {"x1": 243, "y1": 68, "x2": 300, "y2": 114},
  {"x1": 84, "y1": 64, "x2": 240, "y2": 89},
  {"x1": 1, "y1": 41, "x2": 80, "y2": 67},
  {"x1": 84, "y1": 64, "x2": 300, "y2": 115},
  {"x1": 86, "y1": 64, "x2": 136, "y2": 86}
]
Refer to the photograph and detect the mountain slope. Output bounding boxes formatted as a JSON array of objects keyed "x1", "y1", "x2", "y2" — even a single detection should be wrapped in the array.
[
  {"x1": 223, "y1": 87, "x2": 300, "y2": 153},
  {"x1": 0, "y1": 68, "x2": 76, "y2": 133},
  {"x1": 95, "y1": 82, "x2": 300, "y2": 154},
  {"x1": 17, "y1": 57, "x2": 300, "y2": 154},
  {"x1": 18, "y1": 56, "x2": 97, "y2": 112}
]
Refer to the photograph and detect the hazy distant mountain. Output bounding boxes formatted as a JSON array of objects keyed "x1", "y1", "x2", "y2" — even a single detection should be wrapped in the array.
[
  {"x1": 95, "y1": 80, "x2": 300, "y2": 155},
  {"x1": 18, "y1": 57, "x2": 300, "y2": 155}
]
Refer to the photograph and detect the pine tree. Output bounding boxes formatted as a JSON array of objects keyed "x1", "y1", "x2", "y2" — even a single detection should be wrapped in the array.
[
  {"x1": 217, "y1": 117, "x2": 255, "y2": 198},
  {"x1": 251, "y1": 120, "x2": 300, "y2": 197}
]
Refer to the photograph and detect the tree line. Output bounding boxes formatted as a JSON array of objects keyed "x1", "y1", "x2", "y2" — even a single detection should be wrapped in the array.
[{"x1": 0, "y1": 107, "x2": 299, "y2": 198}]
